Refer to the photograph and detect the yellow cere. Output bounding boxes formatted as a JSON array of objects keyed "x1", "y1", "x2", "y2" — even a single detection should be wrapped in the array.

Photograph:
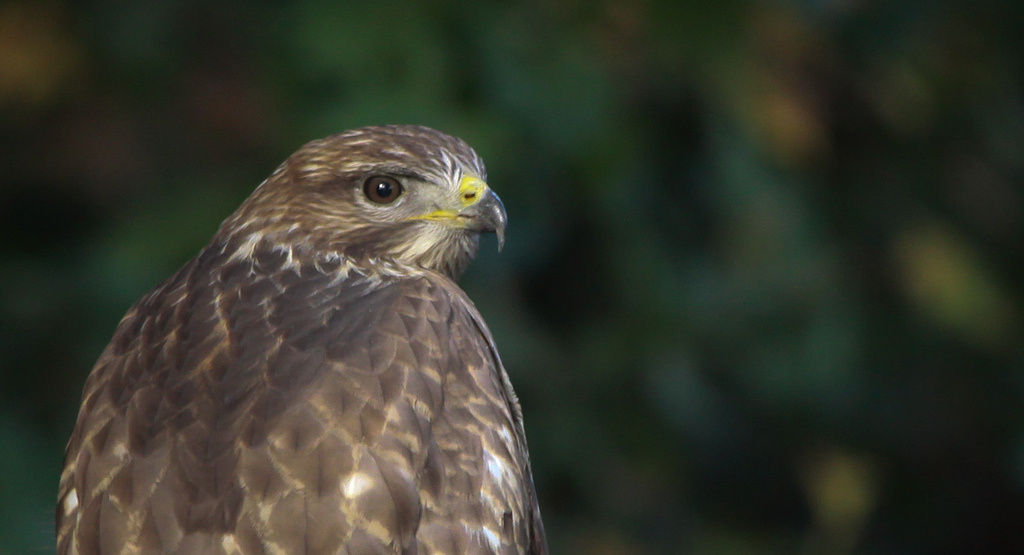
[{"x1": 458, "y1": 175, "x2": 487, "y2": 207}]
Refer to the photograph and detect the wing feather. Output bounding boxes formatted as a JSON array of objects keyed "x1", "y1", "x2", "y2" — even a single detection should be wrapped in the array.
[{"x1": 58, "y1": 245, "x2": 544, "y2": 554}]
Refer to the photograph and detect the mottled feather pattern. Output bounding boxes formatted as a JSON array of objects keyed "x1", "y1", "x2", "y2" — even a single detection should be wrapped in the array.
[{"x1": 58, "y1": 126, "x2": 545, "y2": 554}]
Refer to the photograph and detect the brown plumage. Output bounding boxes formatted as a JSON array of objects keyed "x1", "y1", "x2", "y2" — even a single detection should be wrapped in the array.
[{"x1": 57, "y1": 125, "x2": 546, "y2": 554}]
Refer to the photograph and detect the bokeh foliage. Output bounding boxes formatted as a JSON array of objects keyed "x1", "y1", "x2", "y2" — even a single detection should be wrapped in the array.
[{"x1": 2, "y1": 0, "x2": 1023, "y2": 553}]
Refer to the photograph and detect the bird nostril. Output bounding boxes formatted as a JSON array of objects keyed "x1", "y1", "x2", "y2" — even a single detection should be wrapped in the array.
[{"x1": 463, "y1": 192, "x2": 477, "y2": 201}]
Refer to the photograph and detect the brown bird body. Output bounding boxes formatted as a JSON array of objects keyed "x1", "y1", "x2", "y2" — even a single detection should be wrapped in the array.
[{"x1": 57, "y1": 126, "x2": 546, "y2": 554}]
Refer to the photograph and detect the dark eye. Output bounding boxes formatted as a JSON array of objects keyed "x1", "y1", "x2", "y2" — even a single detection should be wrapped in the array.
[{"x1": 363, "y1": 176, "x2": 403, "y2": 204}]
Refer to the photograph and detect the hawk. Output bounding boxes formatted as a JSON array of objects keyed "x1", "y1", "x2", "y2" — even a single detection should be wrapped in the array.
[{"x1": 57, "y1": 125, "x2": 547, "y2": 554}]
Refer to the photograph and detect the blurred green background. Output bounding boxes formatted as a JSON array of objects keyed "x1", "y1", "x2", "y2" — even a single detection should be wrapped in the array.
[{"x1": 2, "y1": 0, "x2": 1023, "y2": 553}]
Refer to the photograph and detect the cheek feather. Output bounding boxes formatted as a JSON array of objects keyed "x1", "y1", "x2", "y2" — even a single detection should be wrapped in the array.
[
  {"x1": 386, "y1": 224, "x2": 480, "y2": 278},
  {"x1": 392, "y1": 225, "x2": 453, "y2": 262}
]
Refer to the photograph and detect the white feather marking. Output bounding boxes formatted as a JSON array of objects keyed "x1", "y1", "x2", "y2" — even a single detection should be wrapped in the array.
[
  {"x1": 342, "y1": 473, "x2": 373, "y2": 498},
  {"x1": 111, "y1": 440, "x2": 128, "y2": 458},
  {"x1": 465, "y1": 524, "x2": 503, "y2": 551},
  {"x1": 270, "y1": 244, "x2": 298, "y2": 272},
  {"x1": 485, "y1": 449, "x2": 509, "y2": 485},
  {"x1": 63, "y1": 489, "x2": 78, "y2": 515},
  {"x1": 228, "y1": 231, "x2": 265, "y2": 263},
  {"x1": 497, "y1": 427, "x2": 514, "y2": 445},
  {"x1": 439, "y1": 149, "x2": 457, "y2": 176},
  {"x1": 258, "y1": 502, "x2": 273, "y2": 523},
  {"x1": 481, "y1": 527, "x2": 501, "y2": 551},
  {"x1": 221, "y1": 534, "x2": 241, "y2": 554},
  {"x1": 313, "y1": 252, "x2": 353, "y2": 280}
]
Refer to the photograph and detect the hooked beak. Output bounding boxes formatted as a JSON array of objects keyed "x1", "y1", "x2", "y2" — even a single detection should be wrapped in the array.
[{"x1": 460, "y1": 187, "x2": 507, "y2": 251}]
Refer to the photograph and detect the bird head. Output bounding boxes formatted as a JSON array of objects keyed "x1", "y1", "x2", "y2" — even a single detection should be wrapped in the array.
[{"x1": 220, "y1": 125, "x2": 507, "y2": 280}]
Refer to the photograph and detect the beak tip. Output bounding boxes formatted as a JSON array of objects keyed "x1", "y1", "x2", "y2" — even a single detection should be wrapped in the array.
[{"x1": 485, "y1": 189, "x2": 507, "y2": 253}]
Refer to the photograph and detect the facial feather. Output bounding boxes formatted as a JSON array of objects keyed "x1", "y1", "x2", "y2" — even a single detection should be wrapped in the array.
[{"x1": 217, "y1": 125, "x2": 496, "y2": 280}]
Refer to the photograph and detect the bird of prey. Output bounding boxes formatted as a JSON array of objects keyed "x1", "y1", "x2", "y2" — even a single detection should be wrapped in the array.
[{"x1": 57, "y1": 125, "x2": 546, "y2": 554}]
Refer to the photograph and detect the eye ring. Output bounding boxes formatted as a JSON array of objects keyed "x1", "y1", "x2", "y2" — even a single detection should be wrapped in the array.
[{"x1": 363, "y1": 176, "x2": 403, "y2": 204}]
